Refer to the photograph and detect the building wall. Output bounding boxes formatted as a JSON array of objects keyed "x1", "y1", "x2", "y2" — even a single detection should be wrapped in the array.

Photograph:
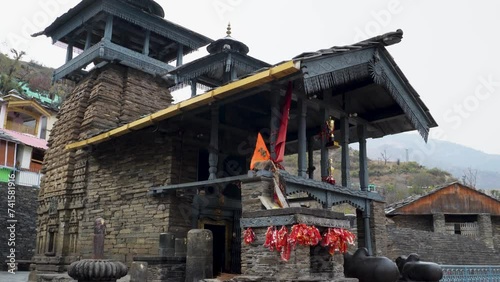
[
  {"x1": 389, "y1": 214, "x2": 433, "y2": 232},
  {"x1": 76, "y1": 130, "x2": 199, "y2": 263},
  {"x1": 0, "y1": 182, "x2": 38, "y2": 269},
  {"x1": 387, "y1": 226, "x2": 500, "y2": 265}
]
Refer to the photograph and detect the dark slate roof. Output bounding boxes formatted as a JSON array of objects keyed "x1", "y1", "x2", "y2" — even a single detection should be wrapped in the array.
[
  {"x1": 293, "y1": 29, "x2": 404, "y2": 60},
  {"x1": 385, "y1": 181, "x2": 500, "y2": 214},
  {"x1": 279, "y1": 170, "x2": 384, "y2": 202},
  {"x1": 292, "y1": 29, "x2": 437, "y2": 141},
  {"x1": 32, "y1": 0, "x2": 212, "y2": 50}
]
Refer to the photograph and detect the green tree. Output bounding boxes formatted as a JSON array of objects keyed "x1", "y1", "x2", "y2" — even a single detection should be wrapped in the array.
[{"x1": 0, "y1": 49, "x2": 26, "y2": 94}]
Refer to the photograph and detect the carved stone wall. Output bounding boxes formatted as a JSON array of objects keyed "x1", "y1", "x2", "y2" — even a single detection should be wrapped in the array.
[{"x1": 33, "y1": 63, "x2": 178, "y2": 270}]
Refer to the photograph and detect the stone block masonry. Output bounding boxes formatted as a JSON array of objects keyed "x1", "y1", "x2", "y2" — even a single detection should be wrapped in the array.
[
  {"x1": 386, "y1": 226, "x2": 500, "y2": 264},
  {"x1": 0, "y1": 183, "x2": 38, "y2": 270},
  {"x1": 32, "y1": 63, "x2": 198, "y2": 271},
  {"x1": 78, "y1": 130, "x2": 199, "y2": 263}
]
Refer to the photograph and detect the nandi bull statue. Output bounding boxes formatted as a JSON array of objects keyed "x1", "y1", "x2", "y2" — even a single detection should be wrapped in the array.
[
  {"x1": 344, "y1": 248, "x2": 399, "y2": 282},
  {"x1": 395, "y1": 253, "x2": 443, "y2": 282}
]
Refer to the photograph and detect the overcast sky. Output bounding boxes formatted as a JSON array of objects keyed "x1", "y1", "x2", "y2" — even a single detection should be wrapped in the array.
[{"x1": 1, "y1": 0, "x2": 499, "y2": 155}]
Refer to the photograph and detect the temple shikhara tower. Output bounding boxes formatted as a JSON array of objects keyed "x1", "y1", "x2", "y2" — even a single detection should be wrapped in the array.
[
  {"x1": 31, "y1": 0, "x2": 211, "y2": 272},
  {"x1": 30, "y1": 0, "x2": 443, "y2": 281}
]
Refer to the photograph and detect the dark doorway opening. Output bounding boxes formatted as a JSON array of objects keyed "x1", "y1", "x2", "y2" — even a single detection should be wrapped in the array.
[
  {"x1": 205, "y1": 224, "x2": 226, "y2": 276},
  {"x1": 198, "y1": 150, "x2": 209, "y2": 181}
]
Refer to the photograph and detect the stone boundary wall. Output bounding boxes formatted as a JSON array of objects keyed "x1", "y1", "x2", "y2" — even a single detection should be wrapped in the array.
[
  {"x1": 386, "y1": 226, "x2": 500, "y2": 264},
  {"x1": 0, "y1": 182, "x2": 38, "y2": 269}
]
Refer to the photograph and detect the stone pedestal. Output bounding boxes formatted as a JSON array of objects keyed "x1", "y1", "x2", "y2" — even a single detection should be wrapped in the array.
[{"x1": 67, "y1": 259, "x2": 127, "y2": 282}]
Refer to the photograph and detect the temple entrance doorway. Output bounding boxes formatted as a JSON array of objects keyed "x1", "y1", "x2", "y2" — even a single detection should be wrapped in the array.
[
  {"x1": 199, "y1": 219, "x2": 232, "y2": 276},
  {"x1": 205, "y1": 224, "x2": 226, "y2": 276}
]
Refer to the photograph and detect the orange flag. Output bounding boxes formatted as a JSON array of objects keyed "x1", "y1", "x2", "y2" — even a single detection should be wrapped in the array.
[{"x1": 250, "y1": 133, "x2": 271, "y2": 170}]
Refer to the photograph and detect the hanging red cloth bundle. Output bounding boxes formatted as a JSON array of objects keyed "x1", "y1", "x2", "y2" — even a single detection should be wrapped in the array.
[
  {"x1": 263, "y1": 226, "x2": 277, "y2": 251},
  {"x1": 276, "y1": 226, "x2": 291, "y2": 261},
  {"x1": 243, "y1": 227, "x2": 256, "y2": 245},
  {"x1": 289, "y1": 224, "x2": 322, "y2": 249},
  {"x1": 321, "y1": 228, "x2": 356, "y2": 255}
]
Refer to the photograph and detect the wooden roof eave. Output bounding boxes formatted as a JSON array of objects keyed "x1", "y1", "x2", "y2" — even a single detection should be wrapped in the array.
[
  {"x1": 65, "y1": 60, "x2": 301, "y2": 150},
  {"x1": 33, "y1": 0, "x2": 213, "y2": 50},
  {"x1": 299, "y1": 46, "x2": 437, "y2": 142}
]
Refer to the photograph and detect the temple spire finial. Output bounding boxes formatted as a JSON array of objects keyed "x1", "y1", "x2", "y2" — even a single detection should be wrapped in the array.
[{"x1": 226, "y1": 23, "x2": 231, "y2": 37}]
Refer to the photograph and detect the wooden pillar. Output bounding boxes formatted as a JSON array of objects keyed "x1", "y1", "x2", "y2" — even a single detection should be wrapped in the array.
[
  {"x1": 364, "y1": 200, "x2": 373, "y2": 255},
  {"x1": 358, "y1": 125, "x2": 369, "y2": 191},
  {"x1": 297, "y1": 97, "x2": 307, "y2": 178},
  {"x1": 143, "y1": 30, "x2": 151, "y2": 56},
  {"x1": 65, "y1": 43, "x2": 73, "y2": 63},
  {"x1": 176, "y1": 44, "x2": 184, "y2": 67},
  {"x1": 308, "y1": 136, "x2": 315, "y2": 179},
  {"x1": 84, "y1": 28, "x2": 92, "y2": 50},
  {"x1": 320, "y1": 108, "x2": 329, "y2": 179},
  {"x1": 104, "y1": 14, "x2": 113, "y2": 41},
  {"x1": 340, "y1": 116, "x2": 350, "y2": 188},
  {"x1": 270, "y1": 91, "x2": 280, "y2": 161},
  {"x1": 190, "y1": 79, "x2": 197, "y2": 97},
  {"x1": 208, "y1": 106, "x2": 219, "y2": 180}
]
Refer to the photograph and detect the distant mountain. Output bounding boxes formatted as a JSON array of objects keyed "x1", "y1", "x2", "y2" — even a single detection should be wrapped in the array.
[{"x1": 359, "y1": 133, "x2": 500, "y2": 189}]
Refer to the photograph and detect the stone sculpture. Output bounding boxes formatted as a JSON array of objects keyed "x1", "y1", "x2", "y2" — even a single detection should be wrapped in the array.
[
  {"x1": 344, "y1": 248, "x2": 399, "y2": 282},
  {"x1": 93, "y1": 217, "x2": 106, "y2": 259},
  {"x1": 68, "y1": 217, "x2": 128, "y2": 282},
  {"x1": 395, "y1": 253, "x2": 443, "y2": 282}
]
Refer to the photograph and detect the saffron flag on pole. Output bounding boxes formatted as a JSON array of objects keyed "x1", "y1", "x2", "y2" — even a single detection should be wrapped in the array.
[
  {"x1": 250, "y1": 132, "x2": 271, "y2": 170},
  {"x1": 273, "y1": 81, "x2": 293, "y2": 164}
]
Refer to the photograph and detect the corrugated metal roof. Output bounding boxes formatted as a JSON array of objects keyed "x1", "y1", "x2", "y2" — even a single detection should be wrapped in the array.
[{"x1": 0, "y1": 129, "x2": 48, "y2": 150}]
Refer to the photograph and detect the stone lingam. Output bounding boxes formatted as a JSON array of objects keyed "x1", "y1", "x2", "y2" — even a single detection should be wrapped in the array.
[{"x1": 68, "y1": 218, "x2": 128, "y2": 282}]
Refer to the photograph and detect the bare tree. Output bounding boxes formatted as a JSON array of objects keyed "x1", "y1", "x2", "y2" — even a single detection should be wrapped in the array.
[
  {"x1": 461, "y1": 167, "x2": 478, "y2": 188},
  {"x1": 380, "y1": 149, "x2": 391, "y2": 165}
]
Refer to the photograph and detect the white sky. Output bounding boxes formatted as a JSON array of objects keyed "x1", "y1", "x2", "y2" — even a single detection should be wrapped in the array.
[{"x1": 1, "y1": 0, "x2": 499, "y2": 155}]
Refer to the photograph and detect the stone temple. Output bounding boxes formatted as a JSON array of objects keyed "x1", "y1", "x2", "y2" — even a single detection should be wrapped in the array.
[{"x1": 29, "y1": 0, "x2": 439, "y2": 280}]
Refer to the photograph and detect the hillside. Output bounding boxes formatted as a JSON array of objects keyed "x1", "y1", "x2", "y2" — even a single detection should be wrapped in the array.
[
  {"x1": 363, "y1": 133, "x2": 500, "y2": 189},
  {"x1": 0, "y1": 49, "x2": 72, "y2": 105},
  {"x1": 283, "y1": 148, "x2": 457, "y2": 205}
]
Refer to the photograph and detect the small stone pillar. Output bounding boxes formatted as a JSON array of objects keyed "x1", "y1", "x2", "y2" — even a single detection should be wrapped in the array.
[
  {"x1": 478, "y1": 213, "x2": 494, "y2": 249},
  {"x1": 175, "y1": 238, "x2": 187, "y2": 257},
  {"x1": 433, "y1": 213, "x2": 446, "y2": 234},
  {"x1": 159, "y1": 233, "x2": 175, "y2": 256},
  {"x1": 186, "y1": 229, "x2": 213, "y2": 282},
  {"x1": 370, "y1": 201, "x2": 387, "y2": 256}
]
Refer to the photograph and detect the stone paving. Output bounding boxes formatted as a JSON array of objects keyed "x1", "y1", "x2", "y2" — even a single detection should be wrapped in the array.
[{"x1": 0, "y1": 270, "x2": 29, "y2": 282}]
